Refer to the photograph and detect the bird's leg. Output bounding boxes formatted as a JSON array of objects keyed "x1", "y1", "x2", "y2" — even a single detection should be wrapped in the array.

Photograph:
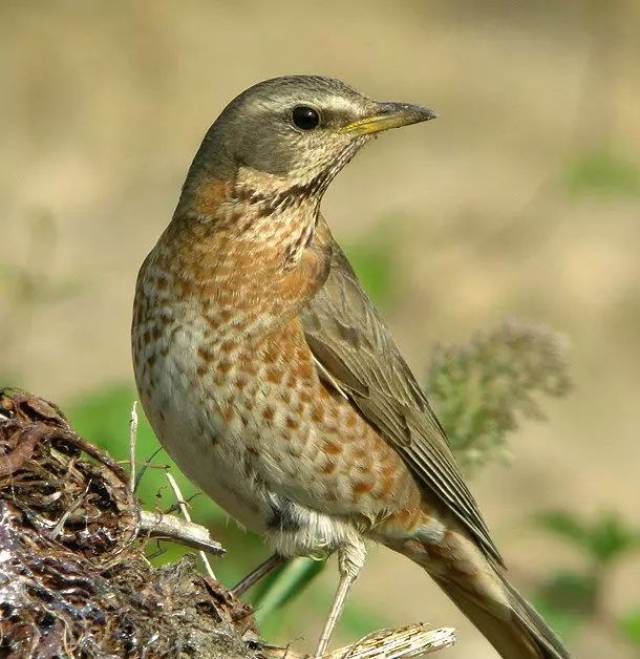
[
  {"x1": 231, "y1": 553, "x2": 286, "y2": 597},
  {"x1": 315, "y1": 537, "x2": 366, "y2": 657},
  {"x1": 315, "y1": 572, "x2": 355, "y2": 657}
]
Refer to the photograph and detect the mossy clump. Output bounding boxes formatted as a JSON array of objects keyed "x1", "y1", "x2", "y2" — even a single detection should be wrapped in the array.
[{"x1": 0, "y1": 389, "x2": 258, "y2": 659}]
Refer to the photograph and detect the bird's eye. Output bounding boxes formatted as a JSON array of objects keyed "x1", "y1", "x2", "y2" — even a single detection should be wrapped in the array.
[{"x1": 292, "y1": 106, "x2": 320, "y2": 130}]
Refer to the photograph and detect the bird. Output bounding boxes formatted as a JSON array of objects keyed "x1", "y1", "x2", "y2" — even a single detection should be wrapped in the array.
[{"x1": 132, "y1": 75, "x2": 569, "y2": 659}]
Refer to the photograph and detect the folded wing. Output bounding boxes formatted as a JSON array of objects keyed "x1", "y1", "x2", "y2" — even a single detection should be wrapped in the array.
[{"x1": 301, "y1": 218, "x2": 503, "y2": 565}]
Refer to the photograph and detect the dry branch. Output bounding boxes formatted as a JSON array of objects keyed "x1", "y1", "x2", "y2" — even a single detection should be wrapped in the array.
[
  {"x1": 263, "y1": 624, "x2": 456, "y2": 659},
  {"x1": 138, "y1": 508, "x2": 225, "y2": 555}
]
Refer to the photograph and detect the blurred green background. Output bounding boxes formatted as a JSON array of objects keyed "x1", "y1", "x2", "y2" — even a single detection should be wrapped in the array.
[{"x1": 1, "y1": 2, "x2": 639, "y2": 657}]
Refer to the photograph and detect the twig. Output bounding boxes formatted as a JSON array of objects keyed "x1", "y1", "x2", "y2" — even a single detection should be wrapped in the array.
[
  {"x1": 165, "y1": 472, "x2": 218, "y2": 580},
  {"x1": 128, "y1": 400, "x2": 138, "y2": 493},
  {"x1": 134, "y1": 446, "x2": 164, "y2": 493},
  {"x1": 138, "y1": 509, "x2": 225, "y2": 556},
  {"x1": 232, "y1": 553, "x2": 285, "y2": 597},
  {"x1": 261, "y1": 624, "x2": 455, "y2": 659},
  {"x1": 50, "y1": 482, "x2": 91, "y2": 540},
  {"x1": 62, "y1": 430, "x2": 130, "y2": 485},
  {"x1": 164, "y1": 491, "x2": 201, "y2": 516},
  {"x1": 0, "y1": 424, "x2": 48, "y2": 477}
]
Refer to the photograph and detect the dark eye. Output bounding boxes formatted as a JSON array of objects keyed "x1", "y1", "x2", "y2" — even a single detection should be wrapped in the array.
[{"x1": 292, "y1": 105, "x2": 320, "y2": 130}]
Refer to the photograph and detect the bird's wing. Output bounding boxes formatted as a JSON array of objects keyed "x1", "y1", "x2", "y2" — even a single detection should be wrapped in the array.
[{"x1": 301, "y1": 219, "x2": 503, "y2": 565}]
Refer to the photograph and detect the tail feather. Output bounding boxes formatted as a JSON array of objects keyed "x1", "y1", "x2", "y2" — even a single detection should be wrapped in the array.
[
  {"x1": 431, "y1": 571, "x2": 569, "y2": 659},
  {"x1": 500, "y1": 573, "x2": 569, "y2": 659},
  {"x1": 389, "y1": 529, "x2": 570, "y2": 658}
]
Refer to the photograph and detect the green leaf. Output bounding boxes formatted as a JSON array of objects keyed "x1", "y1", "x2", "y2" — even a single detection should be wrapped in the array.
[
  {"x1": 564, "y1": 149, "x2": 640, "y2": 197},
  {"x1": 343, "y1": 227, "x2": 400, "y2": 308},
  {"x1": 535, "y1": 570, "x2": 599, "y2": 617},
  {"x1": 533, "y1": 510, "x2": 639, "y2": 565},
  {"x1": 252, "y1": 558, "x2": 324, "y2": 623},
  {"x1": 533, "y1": 510, "x2": 588, "y2": 547},
  {"x1": 427, "y1": 321, "x2": 571, "y2": 473},
  {"x1": 618, "y1": 609, "x2": 640, "y2": 646},
  {"x1": 587, "y1": 512, "x2": 639, "y2": 565}
]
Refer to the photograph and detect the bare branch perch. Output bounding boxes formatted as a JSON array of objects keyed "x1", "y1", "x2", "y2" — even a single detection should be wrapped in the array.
[
  {"x1": 129, "y1": 399, "x2": 138, "y2": 493},
  {"x1": 262, "y1": 624, "x2": 456, "y2": 659},
  {"x1": 138, "y1": 509, "x2": 225, "y2": 556}
]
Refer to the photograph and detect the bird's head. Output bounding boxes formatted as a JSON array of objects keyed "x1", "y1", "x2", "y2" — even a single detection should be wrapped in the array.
[{"x1": 182, "y1": 75, "x2": 436, "y2": 208}]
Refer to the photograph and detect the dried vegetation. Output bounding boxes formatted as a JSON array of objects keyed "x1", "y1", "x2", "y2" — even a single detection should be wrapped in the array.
[{"x1": 0, "y1": 388, "x2": 258, "y2": 659}]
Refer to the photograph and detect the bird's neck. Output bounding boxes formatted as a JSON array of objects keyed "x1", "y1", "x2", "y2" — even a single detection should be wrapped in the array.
[
  {"x1": 143, "y1": 169, "x2": 331, "y2": 343},
  {"x1": 174, "y1": 166, "x2": 323, "y2": 267}
]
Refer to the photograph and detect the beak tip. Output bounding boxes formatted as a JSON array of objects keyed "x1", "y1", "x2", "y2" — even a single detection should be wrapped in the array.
[
  {"x1": 341, "y1": 102, "x2": 438, "y2": 135},
  {"x1": 398, "y1": 103, "x2": 437, "y2": 125}
]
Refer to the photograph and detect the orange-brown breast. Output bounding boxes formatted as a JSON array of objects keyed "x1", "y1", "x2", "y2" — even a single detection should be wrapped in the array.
[{"x1": 132, "y1": 178, "x2": 426, "y2": 548}]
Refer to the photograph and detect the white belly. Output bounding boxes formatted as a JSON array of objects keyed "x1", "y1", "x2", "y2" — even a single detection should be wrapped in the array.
[{"x1": 135, "y1": 317, "x2": 271, "y2": 533}]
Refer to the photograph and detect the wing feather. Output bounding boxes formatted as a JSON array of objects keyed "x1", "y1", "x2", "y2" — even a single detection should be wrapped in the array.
[{"x1": 301, "y1": 220, "x2": 503, "y2": 565}]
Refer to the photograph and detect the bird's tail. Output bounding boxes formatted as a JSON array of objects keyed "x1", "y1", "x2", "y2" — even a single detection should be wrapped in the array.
[
  {"x1": 430, "y1": 569, "x2": 568, "y2": 659},
  {"x1": 393, "y1": 534, "x2": 569, "y2": 659}
]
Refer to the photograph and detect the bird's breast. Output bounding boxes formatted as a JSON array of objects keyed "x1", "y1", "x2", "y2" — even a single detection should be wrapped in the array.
[{"x1": 132, "y1": 231, "x2": 421, "y2": 549}]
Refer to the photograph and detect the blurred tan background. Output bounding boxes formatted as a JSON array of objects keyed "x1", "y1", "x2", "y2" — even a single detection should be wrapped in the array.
[{"x1": 1, "y1": 2, "x2": 639, "y2": 657}]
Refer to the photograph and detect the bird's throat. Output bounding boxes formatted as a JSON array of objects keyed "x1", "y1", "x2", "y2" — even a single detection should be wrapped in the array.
[{"x1": 176, "y1": 166, "x2": 324, "y2": 269}]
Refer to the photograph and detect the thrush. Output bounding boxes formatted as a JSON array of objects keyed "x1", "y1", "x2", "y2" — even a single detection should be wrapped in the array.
[{"x1": 132, "y1": 76, "x2": 569, "y2": 659}]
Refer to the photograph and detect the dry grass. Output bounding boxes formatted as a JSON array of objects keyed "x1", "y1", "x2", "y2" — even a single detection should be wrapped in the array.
[{"x1": 0, "y1": 389, "x2": 257, "y2": 658}]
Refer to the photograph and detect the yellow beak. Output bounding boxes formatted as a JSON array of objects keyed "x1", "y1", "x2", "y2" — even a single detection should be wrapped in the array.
[{"x1": 340, "y1": 102, "x2": 437, "y2": 135}]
